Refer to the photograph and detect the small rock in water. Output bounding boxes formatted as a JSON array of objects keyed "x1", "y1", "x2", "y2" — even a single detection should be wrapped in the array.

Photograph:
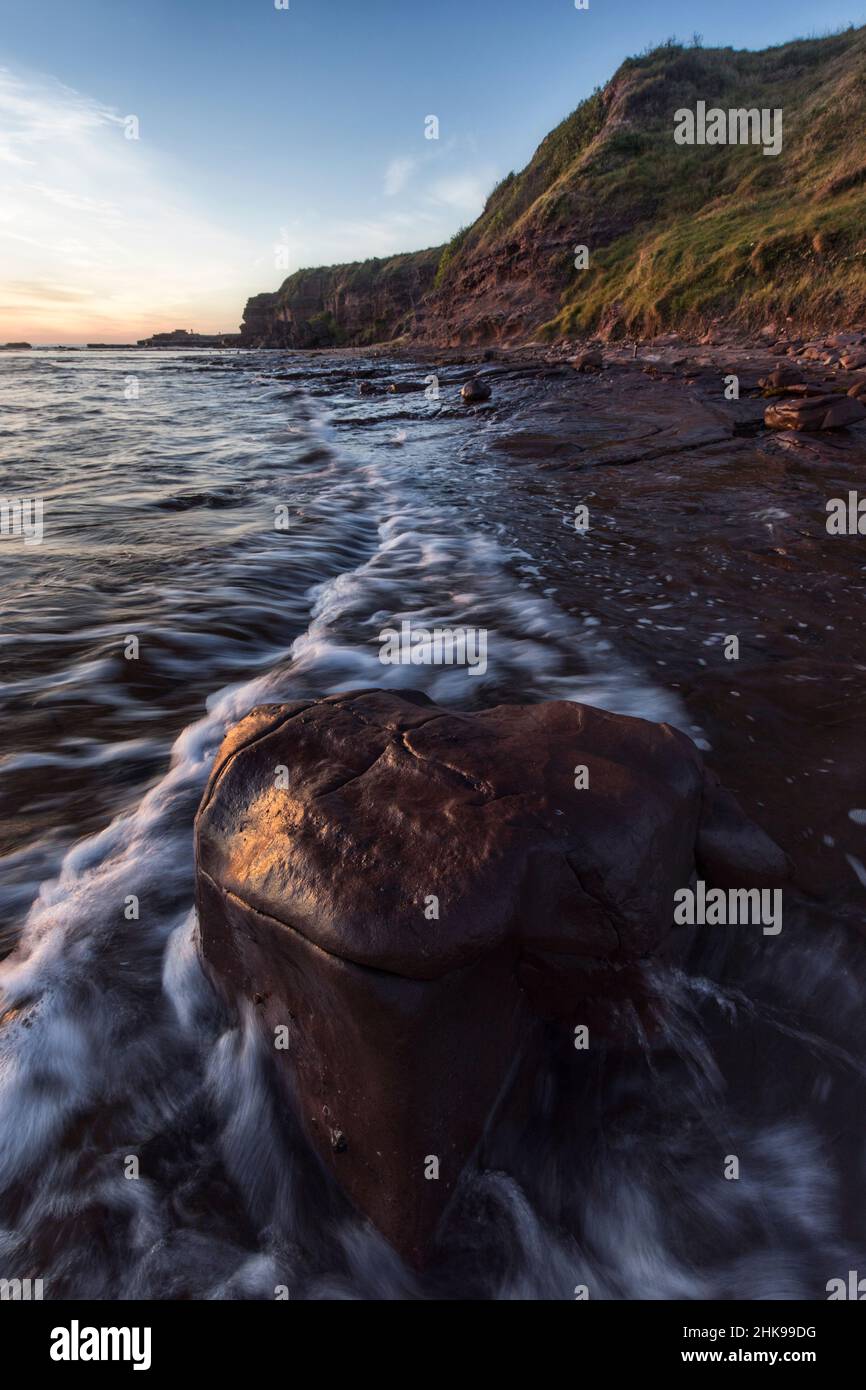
[
  {"x1": 460, "y1": 377, "x2": 492, "y2": 403},
  {"x1": 759, "y1": 364, "x2": 803, "y2": 390},
  {"x1": 570, "y1": 348, "x2": 603, "y2": 372},
  {"x1": 358, "y1": 381, "x2": 382, "y2": 396},
  {"x1": 387, "y1": 380, "x2": 423, "y2": 394}
]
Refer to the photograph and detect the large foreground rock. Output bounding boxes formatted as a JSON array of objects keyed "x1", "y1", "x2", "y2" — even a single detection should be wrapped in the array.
[{"x1": 195, "y1": 690, "x2": 786, "y2": 1264}]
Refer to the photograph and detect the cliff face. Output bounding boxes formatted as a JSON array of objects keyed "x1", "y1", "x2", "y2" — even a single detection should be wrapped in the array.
[
  {"x1": 242, "y1": 26, "x2": 866, "y2": 347},
  {"x1": 240, "y1": 248, "x2": 441, "y2": 347},
  {"x1": 423, "y1": 27, "x2": 866, "y2": 343}
]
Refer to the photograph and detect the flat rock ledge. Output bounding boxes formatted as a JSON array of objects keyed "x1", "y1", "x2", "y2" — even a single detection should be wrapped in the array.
[{"x1": 195, "y1": 689, "x2": 787, "y2": 1265}]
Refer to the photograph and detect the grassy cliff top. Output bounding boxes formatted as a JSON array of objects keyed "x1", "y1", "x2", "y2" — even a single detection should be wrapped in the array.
[
  {"x1": 439, "y1": 25, "x2": 866, "y2": 335},
  {"x1": 243, "y1": 25, "x2": 866, "y2": 343}
]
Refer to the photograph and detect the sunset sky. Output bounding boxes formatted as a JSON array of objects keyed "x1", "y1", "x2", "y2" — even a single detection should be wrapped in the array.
[{"x1": 1, "y1": 0, "x2": 863, "y2": 344}]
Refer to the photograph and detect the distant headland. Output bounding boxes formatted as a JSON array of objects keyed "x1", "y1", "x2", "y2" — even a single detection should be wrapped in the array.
[
  {"x1": 135, "y1": 328, "x2": 243, "y2": 348},
  {"x1": 2, "y1": 332, "x2": 245, "y2": 351}
]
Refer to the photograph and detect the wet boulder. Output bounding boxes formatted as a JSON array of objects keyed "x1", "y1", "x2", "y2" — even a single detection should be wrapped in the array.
[
  {"x1": 460, "y1": 377, "x2": 492, "y2": 404},
  {"x1": 764, "y1": 394, "x2": 866, "y2": 431},
  {"x1": 195, "y1": 690, "x2": 787, "y2": 1265}
]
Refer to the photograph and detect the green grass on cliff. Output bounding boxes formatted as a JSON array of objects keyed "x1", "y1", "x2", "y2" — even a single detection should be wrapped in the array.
[
  {"x1": 437, "y1": 25, "x2": 866, "y2": 336},
  {"x1": 243, "y1": 247, "x2": 442, "y2": 347},
  {"x1": 548, "y1": 191, "x2": 866, "y2": 336},
  {"x1": 244, "y1": 25, "x2": 866, "y2": 344}
]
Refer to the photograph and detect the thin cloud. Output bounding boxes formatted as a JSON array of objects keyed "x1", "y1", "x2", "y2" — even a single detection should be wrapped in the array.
[
  {"x1": 3, "y1": 280, "x2": 95, "y2": 303},
  {"x1": 427, "y1": 169, "x2": 497, "y2": 214},
  {"x1": 0, "y1": 65, "x2": 253, "y2": 342},
  {"x1": 384, "y1": 156, "x2": 416, "y2": 197},
  {"x1": 275, "y1": 163, "x2": 497, "y2": 274},
  {"x1": 0, "y1": 63, "x2": 502, "y2": 341}
]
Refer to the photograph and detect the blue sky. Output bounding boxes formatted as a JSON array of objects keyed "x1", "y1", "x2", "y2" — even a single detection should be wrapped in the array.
[{"x1": 1, "y1": 0, "x2": 864, "y2": 341}]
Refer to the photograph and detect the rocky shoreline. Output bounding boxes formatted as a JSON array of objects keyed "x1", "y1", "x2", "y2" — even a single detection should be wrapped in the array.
[
  {"x1": 3, "y1": 335, "x2": 866, "y2": 1294},
  {"x1": 270, "y1": 326, "x2": 866, "y2": 926},
  {"x1": 467, "y1": 333, "x2": 866, "y2": 917},
  {"x1": 189, "y1": 331, "x2": 866, "y2": 1262}
]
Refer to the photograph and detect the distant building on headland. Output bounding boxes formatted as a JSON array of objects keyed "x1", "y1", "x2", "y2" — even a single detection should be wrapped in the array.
[{"x1": 136, "y1": 328, "x2": 242, "y2": 348}]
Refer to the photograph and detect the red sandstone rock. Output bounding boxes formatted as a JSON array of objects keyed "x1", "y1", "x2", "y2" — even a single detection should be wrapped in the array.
[
  {"x1": 759, "y1": 364, "x2": 803, "y2": 389},
  {"x1": 764, "y1": 393, "x2": 866, "y2": 431},
  {"x1": 570, "y1": 348, "x2": 604, "y2": 372},
  {"x1": 195, "y1": 690, "x2": 787, "y2": 1264},
  {"x1": 460, "y1": 377, "x2": 492, "y2": 403}
]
